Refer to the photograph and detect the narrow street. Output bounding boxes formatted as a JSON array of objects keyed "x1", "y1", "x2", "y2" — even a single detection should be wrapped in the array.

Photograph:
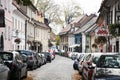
[{"x1": 27, "y1": 55, "x2": 75, "y2": 80}]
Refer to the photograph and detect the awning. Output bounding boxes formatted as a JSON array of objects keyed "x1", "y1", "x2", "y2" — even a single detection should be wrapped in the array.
[{"x1": 69, "y1": 44, "x2": 80, "y2": 48}]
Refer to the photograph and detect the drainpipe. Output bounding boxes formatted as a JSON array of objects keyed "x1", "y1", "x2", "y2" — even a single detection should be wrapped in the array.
[{"x1": 25, "y1": 20, "x2": 27, "y2": 50}]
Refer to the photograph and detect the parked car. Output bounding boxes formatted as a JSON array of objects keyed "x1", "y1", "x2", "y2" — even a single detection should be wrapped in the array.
[
  {"x1": 73, "y1": 58, "x2": 79, "y2": 70},
  {"x1": 73, "y1": 53, "x2": 85, "y2": 71},
  {"x1": 78, "y1": 53, "x2": 88, "y2": 74},
  {"x1": 38, "y1": 53, "x2": 46, "y2": 65},
  {"x1": 41, "y1": 52, "x2": 52, "y2": 62},
  {"x1": 16, "y1": 50, "x2": 38, "y2": 70},
  {"x1": 0, "y1": 51, "x2": 27, "y2": 80},
  {"x1": 35, "y1": 52, "x2": 43, "y2": 67},
  {"x1": 0, "y1": 57, "x2": 10, "y2": 80},
  {"x1": 48, "y1": 49, "x2": 55, "y2": 60},
  {"x1": 94, "y1": 53, "x2": 120, "y2": 80},
  {"x1": 71, "y1": 52, "x2": 80, "y2": 60},
  {"x1": 82, "y1": 53, "x2": 103, "y2": 80}
]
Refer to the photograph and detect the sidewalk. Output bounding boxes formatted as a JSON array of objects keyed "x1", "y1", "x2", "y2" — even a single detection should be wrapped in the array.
[{"x1": 72, "y1": 71, "x2": 82, "y2": 80}]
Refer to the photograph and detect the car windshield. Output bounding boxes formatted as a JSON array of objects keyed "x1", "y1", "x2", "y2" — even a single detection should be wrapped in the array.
[
  {"x1": 97, "y1": 55, "x2": 120, "y2": 68},
  {"x1": 17, "y1": 50, "x2": 32, "y2": 55},
  {"x1": 0, "y1": 52, "x2": 13, "y2": 60}
]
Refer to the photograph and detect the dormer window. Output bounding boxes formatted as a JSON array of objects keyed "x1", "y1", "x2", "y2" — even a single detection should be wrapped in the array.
[
  {"x1": 71, "y1": 28, "x2": 74, "y2": 32},
  {"x1": 118, "y1": 1, "x2": 120, "y2": 10},
  {"x1": 75, "y1": 27, "x2": 78, "y2": 31}
]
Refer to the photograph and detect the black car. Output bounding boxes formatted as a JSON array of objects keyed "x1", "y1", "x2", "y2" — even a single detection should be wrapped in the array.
[
  {"x1": 0, "y1": 51, "x2": 27, "y2": 80},
  {"x1": 41, "y1": 52, "x2": 52, "y2": 62}
]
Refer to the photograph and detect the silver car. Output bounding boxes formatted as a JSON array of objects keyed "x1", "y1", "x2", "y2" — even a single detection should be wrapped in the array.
[
  {"x1": 94, "y1": 53, "x2": 120, "y2": 80},
  {"x1": 0, "y1": 58, "x2": 10, "y2": 80}
]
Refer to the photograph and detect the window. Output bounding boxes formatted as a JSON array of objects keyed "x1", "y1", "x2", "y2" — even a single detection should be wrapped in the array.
[
  {"x1": 12, "y1": 17, "x2": 14, "y2": 30},
  {"x1": 97, "y1": 55, "x2": 120, "y2": 68},
  {"x1": 85, "y1": 54, "x2": 91, "y2": 61},
  {"x1": 20, "y1": 22, "x2": 22, "y2": 31},
  {"x1": 8, "y1": 26, "x2": 10, "y2": 40},
  {"x1": 4, "y1": 0, "x2": 7, "y2": 10},
  {"x1": 0, "y1": 0, "x2": 2, "y2": 6},
  {"x1": 0, "y1": 53, "x2": 13, "y2": 60},
  {"x1": 118, "y1": 2, "x2": 120, "y2": 10},
  {"x1": 15, "y1": 19, "x2": 17, "y2": 29},
  {"x1": 93, "y1": 57, "x2": 99, "y2": 64},
  {"x1": 22, "y1": 22, "x2": 24, "y2": 31},
  {"x1": 15, "y1": 53, "x2": 21, "y2": 60},
  {"x1": 8, "y1": 0, "x2": 11, "y2": 12},
  {"x1": 5, "y1": 25, "x2": 7, "y2": 39},
  {"x1": 18, "y1": 20, "x2": 20, "y2": 30},
  {"x1": 110, "y1": 11, "x2": 113, "y2": 24}
]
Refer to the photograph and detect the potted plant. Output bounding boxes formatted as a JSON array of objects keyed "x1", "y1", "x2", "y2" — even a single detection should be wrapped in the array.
[
  {"x1": 95, "y1": 36, "x2": 107, "y2": 45},
  {"x1": 92, "y1": 43, "x2": 98, "y2": 48},
  {"x1": 27, "y1": 40, "x2": 31, "y2": 44},
  {"x1": 108, "y1": 24, "x2": 120, "y2": 37},
  {"x1": 14, "y1": 38, "x2": 21, "y2": 44}
]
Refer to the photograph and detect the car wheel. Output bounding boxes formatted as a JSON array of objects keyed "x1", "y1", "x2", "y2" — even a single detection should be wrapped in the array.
[
  {"x1": 31, "y1": 65, "x2": 34, "y2": 70},
  {"x1": 7, "y1": 71, "x2": 10, "y2": 80},
  {"x1": 23, "y1": 69, "x2": 27, "y2": 78},
  {"x1": 17, "y1": 71, "x2": 21, "y2": 80}
]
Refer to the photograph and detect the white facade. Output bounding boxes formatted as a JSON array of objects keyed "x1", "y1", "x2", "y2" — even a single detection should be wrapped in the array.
[
  {"x1": 0, "y1": 0, "x2": 13, "y2": 50},
  {"x1": 12, "y1": 4, "x2": 27, "y2": 50},
  {"x1": 109, "y1": 1, "x2": 120, "y2": 52},
  {"x1": 82, "y1": 33, "x2": 86, "y2": 53},
  {"x1": 68, "y1": 34, "x2": 75, "y2": 51}
]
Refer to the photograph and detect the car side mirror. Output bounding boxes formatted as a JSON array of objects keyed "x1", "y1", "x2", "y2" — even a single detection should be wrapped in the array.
[{"x1": 88, "y1": 65, "x2": 95, "y2": 69}]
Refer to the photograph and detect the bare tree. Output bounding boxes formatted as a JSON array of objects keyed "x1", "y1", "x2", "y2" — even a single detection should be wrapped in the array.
[
  {"x1": 62, "y1": 1, "x2": 82, "y2": 24},
  {"x1": 35, "y1": 0, "x2": 82, "y2": 27}
]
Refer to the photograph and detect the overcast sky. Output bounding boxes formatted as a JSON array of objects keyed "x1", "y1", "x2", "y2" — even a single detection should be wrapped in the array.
[{"x1": 54, "y1": 0, "x2": 103, "y2": 15}]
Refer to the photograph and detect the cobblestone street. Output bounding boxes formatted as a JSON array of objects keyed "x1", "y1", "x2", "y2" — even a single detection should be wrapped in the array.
[{"x1": 26, "y1": 55, "x2": 76, "y2": 80}]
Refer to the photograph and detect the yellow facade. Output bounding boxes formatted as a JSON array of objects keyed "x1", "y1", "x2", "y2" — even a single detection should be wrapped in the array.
[{"x1": 35, "y1": 11, "x2": 50, "y2": 52}]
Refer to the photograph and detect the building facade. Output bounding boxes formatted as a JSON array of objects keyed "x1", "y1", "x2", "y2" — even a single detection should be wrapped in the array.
[
  {"x1": 98, "y1": 0, "x2": 120, "y2": 52},
  {"x1": 0, "y1": 0, "x2": 13, "y2": 51}
]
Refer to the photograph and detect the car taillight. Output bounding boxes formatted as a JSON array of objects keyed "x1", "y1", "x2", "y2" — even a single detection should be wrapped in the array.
[
  {"x1": 80, "y1": 61, "x2": 83, "y2": 65},
  {"x1": 29, "y1": 56, "x2": 33, "y2": 60},
  {"x1": 11, "y1": 62, "x2": 17, "y2": 69},
  {"x1": 87, "y1": 62, "x2": 92, "y2": 65}
]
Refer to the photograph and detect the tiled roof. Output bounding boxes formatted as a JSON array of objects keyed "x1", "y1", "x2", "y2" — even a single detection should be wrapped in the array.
[
  {"x1": 98, "y1": 0, "x2": 118, "y2": 12},
  {"x1": 32, "y1": 18, "x2": 50, "y2": 29},
  {"x1": 74, "y1": 14, "x2": 88, "y2": 27},
  {"x1": 59, "y1": 24, "x2": 71, "y2": 35},
  {"x1": 85, "y1": 24, "x2": 97, "y2": 33},
  {"x1": 74, "y1": 14, "x2": 97, "y2": 34},
  {"x1": 71, "y1": 15, "x2": 85, "y2": 24}
]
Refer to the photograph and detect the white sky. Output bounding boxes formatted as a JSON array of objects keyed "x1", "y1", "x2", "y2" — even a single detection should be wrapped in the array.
[
  {"x1": 54, "y1": 0, "x2": 103, "y2": 15},
  {"x1": 35, "y1": 0, "x2": 103, "y2": 34}
]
